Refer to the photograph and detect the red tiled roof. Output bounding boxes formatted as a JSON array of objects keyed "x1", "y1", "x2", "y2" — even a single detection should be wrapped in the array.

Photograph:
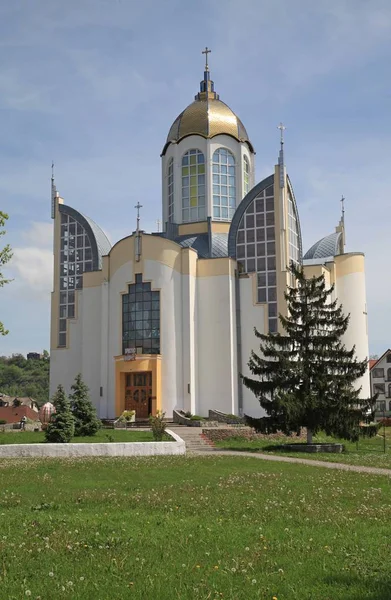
[
  {"x1": 369, "y1": 359, "x2": 378, "y2": 370},
  {"x1": 0, "y1": 406, "x2": 40, "y2": 424}
]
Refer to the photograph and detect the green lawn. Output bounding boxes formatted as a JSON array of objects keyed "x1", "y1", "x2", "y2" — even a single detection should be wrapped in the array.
[
  {"x1": 0, "y1": 455, "x2": 390, "y2": 599},
  {"x1": 214, "y1": 429, "x2": 391, "y2": 469},
  {"x1": 0, "y1": 429, "x2": 157, "y2": 445}
]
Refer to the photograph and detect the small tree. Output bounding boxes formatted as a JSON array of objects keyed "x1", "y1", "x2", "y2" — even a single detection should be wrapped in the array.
[
  {"x1": 243, "y1": 263, "x2": 374, "y2": 443},
  {"x1": 0, "y1": 212, "x2": 13, "y2": 336},
  {"x1": 149, "y1": 411, "x2": 167, "y2": 441},
  {"x1": 45, "y1": 385, "x2": 74, "y2": 443},
  {"x1": 69, "y1": 373, "x2": 101, "y2": 437}
]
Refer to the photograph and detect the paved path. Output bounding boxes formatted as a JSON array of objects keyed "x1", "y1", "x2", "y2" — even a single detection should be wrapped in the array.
[{"x1": 194, "y1": 448, "x2": 391, "y2": 477}]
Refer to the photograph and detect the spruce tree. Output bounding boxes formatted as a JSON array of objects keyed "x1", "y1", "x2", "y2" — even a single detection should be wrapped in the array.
[
  {"x1": 69, "y1": 373, "x2": 101, "y2": 437},
  {"x1": 45, "y1": 384, "x2": 75, "y2": 443},
  {"x1": 243, "y1": 263, "x2": 373, "y2": 443}
]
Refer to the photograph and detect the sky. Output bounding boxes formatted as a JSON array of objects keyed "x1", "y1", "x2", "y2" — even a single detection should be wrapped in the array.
[{"x1": 1, "y1": 0, "x2": 390, "y2": 358}]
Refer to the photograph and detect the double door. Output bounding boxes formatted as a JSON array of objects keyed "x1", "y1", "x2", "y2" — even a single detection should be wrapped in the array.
[{"x1": 125, "y1": 372, "x2": 152, "y2": 418}]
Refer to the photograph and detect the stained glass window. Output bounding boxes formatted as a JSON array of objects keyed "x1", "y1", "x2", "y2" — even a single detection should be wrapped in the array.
[
  {"x1": 236, "y1": 184, "x2": 277, "y2": 333},
  {"x1": 243, "y1": 155, "x2": 250, "y2": 195},
  {"x1": 212, "y1": 148, "x2": 236, "y2": 220},
  {"x1": 168, "y1": 158, "x2": 174, "y2": 223},
  {"x1": 122, "y1": 274, "x2": 160, "y2": 355},
  {"x1": 182, "y1": 149, "x2": 205, "y2": 222},
  {"x1": 58, "y1": 213, "x2": 92, "y2": 347}
]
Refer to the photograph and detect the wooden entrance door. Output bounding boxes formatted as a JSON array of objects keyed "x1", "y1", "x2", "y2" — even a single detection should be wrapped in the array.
[{"x1": 125, "y1": 372, "x2": 152, "y2": 418}]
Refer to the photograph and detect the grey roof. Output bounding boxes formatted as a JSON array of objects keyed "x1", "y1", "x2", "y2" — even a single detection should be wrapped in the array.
[
  {"x1": 174, "y1": 232, "x2": 228, "y2": 258},
  {"x1": 303, "y1": 232, "x2": 342, "y2": 261},
  {"x1": 59, "y1": 204, "x2": 112, "y2": 270}
]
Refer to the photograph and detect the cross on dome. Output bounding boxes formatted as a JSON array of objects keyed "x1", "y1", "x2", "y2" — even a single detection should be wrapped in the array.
[{"x1": 202, "y1": 47, "x2": 211, "y2": 71}]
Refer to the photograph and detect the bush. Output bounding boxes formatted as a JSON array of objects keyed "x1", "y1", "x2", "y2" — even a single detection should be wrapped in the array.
[
  {"x1": 45, "y1": 385, "x2": 74, "y2": 443},
  {"x1": 0, "y1": 419, "x2": 6, "y2": 425},
  {"x1": 69, "y1": 374, "x2": 101, "y2": 437},
  {"x1": 359, "y1": 422, "x2": 381, "y2": 437},
  {"x1": 117, "y1": 410, "x2": 136, "y2": 424},
  {"x1": 149, "y1": 411, "x2": 167, "y2": 441},
  {"x1": 190, "y1": 415, "x2": 205, "y2": 421},
  {"x1": 184, "y1": 411, "x2": 192, "y2": 418},
  {"x1": 379, "y1": 418, "x2": 391, "y2": 427}
]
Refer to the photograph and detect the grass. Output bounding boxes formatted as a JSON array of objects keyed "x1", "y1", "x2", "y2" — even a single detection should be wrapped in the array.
[
  {"x1": 0, "y1": 456, "x2": 390, "y2": 600},
  {"x1": 0, "y1": 429, "x2": 158, "y2": 445},
  {"x1": 214, "y1": 428, "x2": 391, "y2": 469}
]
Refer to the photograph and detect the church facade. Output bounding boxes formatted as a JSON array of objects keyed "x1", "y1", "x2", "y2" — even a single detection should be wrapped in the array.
[{"x1": 49, "y1": 59, "x2": 370, "y2": 419}]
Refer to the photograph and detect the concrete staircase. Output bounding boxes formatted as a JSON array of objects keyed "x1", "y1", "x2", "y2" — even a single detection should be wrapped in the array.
[{"x1": 168, "y1": 426, "x2": 215, "y2": 453}]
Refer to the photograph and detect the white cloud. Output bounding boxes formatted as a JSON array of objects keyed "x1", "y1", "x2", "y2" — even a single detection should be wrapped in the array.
[
  {"x1": 22, "y1": 222, "x2": 53, "y2": 248},
  {"x1": 10, "y1": 247, "x2": 53, "y2": 297}
]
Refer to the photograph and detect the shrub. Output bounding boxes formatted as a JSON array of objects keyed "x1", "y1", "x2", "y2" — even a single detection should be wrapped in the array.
[
  {"x1": 190, "y1": 415, "x2": 205, "y2": 421},
  {"x1": 149, "y1": 411, "x2": 167, "y2": 441},
  {"x1": 379, "y1": 418, "x2": 391, "y2": 427},
  {"x1": 117, "y1": 410, "x2": 136, "y2": 424},
  {"x1": 359, "y1": 422, "x2": 381, "y2": 437},
  {"x1": 69, "y1": 374, "x2": 101, "y2": 437},
  {"x1": 45, "y1": 385, "x2": 74, "y2": 443},
  {"x1": 0, "y1": 419, "x2": 6, "y2": 425},
  {"x1": 184, "y1": 411, "x2": 192, "y2": 418}
]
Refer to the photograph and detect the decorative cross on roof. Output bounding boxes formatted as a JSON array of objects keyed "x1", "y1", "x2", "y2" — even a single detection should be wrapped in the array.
[
  {"x1": 277, "y1": 122, "x2": 286, "y2": 145},
  {"x1": 202, "y1": 47, "x2": 211, "y2": 71},
  {"x1": 341, "y1": 195, "x2": 345, "y2": 217},
  {"x1": 135, "y1": 202, "x2": 142, "y2": 231}
]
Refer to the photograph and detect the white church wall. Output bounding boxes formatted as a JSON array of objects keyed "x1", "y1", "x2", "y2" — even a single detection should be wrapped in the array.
[
  {"x1": 81, "y1": 285, "x2": 102, "y2": 414},
  {"x1": 50, "y1": 292, "x2": 83, "y2": 398},
  {"x1": 181, "y1": 271, "x2": 198, "y2": 415},
  {"x1": 238, "y1": 275, "x2": 268, "y2": 418},
  {"x1": 196, "y1": 267, "x2": 238, "y2": 416},
  {"x1": 335, "y1": 255, "x2": 370, "y2": 398},
  {"x1": 143, "y1": 259, "x2": 185, "y2": 417},
  {"x1": 107, "y1": 261, "x2": 133, "y2": 418}
]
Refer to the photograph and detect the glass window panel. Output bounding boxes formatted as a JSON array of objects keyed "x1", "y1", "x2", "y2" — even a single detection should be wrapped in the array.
[
  {"x1": 267, "y1": 242, "x2": 276, "y2": 255},
  {"x1": 247, "y1": 258, "x2": 256, "y2": 273},
  {"x1": 256, "y1": 229, "x2": 265, "y2": 242},
  {"x1": 246, "y1": 214, "x2": 254, "y2": 228},
  {"x1": 237, "y1": 245, "x2": 245, "y2": 259},
  {"x1": 268, "y1": 303, "x2": 277, "y2": 318},
  {"x1": 58, "y1": 333, "x2": 66, "y2": 347},
  {"x1": 268, "y1": 272, "x2": 276, "y2": 286},
  {"x1": 267, "y1": 256, "x2": 276, "y2": 270},
  {"x1": 246, "y1": 230, "x2": 255, "y2": 243},
  {"x1": 258, "y1": 289, "x2": 267, "y2": 303},
  {"x1": 268, "y1": 287, "x2": 277, "y2": 302},
  {"x1": 258, "y1": 273, "x2": 267, "y2": 287},
  {"x1": 68, "y1": 304, "x2": 75, "y2": 318},
  {"x1": 266, "y1": 198, "x2": 274, "y2": 211},
  {"x1": 237, "y1": 230, "x2": 245, "y2": 244},
  {"x1": 257, "y1": 242, "x2": 265, "y2": 256},
  {"x1": 269, "y1": 318, "x2": 278, "y2": 333},
  {"x1": 267, "y1": 228, "x2": 275, "y2": 241},
  {"x1": 247, "y1": 244, "x2": 255, "y2": 258}
]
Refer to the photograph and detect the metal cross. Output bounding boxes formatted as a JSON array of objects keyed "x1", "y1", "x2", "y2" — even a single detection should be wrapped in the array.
[
  {"x1": 277, "y1": 122, "x2": 286, "y2": 144},
  {"x1": 202, "y1": 47, "x2": 211, "y2": 71},
  {"x1": 135, "y1": 202, "x2": 142, "y2": 230},
  {"x1": 341, "y1": 195, "x2": 345, "y2": 218},
  {"x1": 156, "y1": 219, "x2": 161, "y2": 233}
]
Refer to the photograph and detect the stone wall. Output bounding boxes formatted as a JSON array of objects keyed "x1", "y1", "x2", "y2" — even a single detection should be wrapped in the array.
[
  {"x1": 0, "y1": 429, "x2": 186, "y2": 458},
  {"x1": 202, "y1": 427, "x2": 255, "y2": 442},
  {"x1": 208, "y1": 409, "x2": 244, "y2": 425}
]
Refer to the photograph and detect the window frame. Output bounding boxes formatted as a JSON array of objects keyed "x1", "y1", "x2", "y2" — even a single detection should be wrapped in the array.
[{"x1": 212, "y1": 147, "x2": 236, "y2": 221}]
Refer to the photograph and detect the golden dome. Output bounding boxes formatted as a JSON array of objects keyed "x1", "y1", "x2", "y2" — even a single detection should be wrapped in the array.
[{"x1": 162, "y1": 70, "x2": 254, "y2": 155}]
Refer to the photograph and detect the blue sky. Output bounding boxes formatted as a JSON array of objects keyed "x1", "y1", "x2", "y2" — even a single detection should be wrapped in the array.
[{"x1": 1, "y1": 0, "x2": 390, "y2": 357}]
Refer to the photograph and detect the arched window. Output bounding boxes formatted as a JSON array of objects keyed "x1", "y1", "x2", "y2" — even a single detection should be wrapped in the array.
[
  {"x1": 181, "y1": 150, "x2": 205, "y2": 222},
  {"x1": 213, "y1": 148, "x2": 236, "y2": 220},
  {"x1": 388, "y1": 384, "x2": 391, "y2": 399},
  {"x1": 389, "y1": 399, "x2": 391, "y2": 411},
  {"x1": 168, "y1": 158, "x2": 174, "y2": 223},
  {"x1": 243, "y1": 155, "x2": 250, "y2": 195},
  {"x1": 387, "y1": 368, "x2": 391, "y2": 381}
]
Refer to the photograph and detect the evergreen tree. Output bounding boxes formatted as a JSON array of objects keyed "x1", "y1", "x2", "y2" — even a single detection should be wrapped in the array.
[
  {"x1": 243, "y1": 263, "x2": 373, "y2": 443},
  {"x1": 45, "y1": 385, "x2": 74, "y2": 443},
  {"x1": 69, "y1": 373, "x2": 101, "y2": 437}
]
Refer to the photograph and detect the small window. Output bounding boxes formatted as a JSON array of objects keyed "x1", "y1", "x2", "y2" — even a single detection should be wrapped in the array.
[
  {"x1": 374, "y1": 383, "x2": 385, "y2": 395},
  {"x1": 387, "y1": 368, "x2": 391, "y2": 381},
  {"x1": 387, "y1": 354, "x2": 391, "y2": 363},
  {"x1": 372, "y1": 368, "x2": 384, "y2": 378}
]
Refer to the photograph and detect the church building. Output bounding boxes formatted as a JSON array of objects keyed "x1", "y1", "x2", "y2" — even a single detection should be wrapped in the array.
[{"x1": 49, "y1": 52, "x2": 370, "y2": 419}]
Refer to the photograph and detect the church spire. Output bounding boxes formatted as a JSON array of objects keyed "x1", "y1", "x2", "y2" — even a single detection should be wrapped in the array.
[
  {"x1": 51, "y1": 161, "x2": 57, "y2": 219},
  {"x1": 277, "y1": 122, "x2": 286, "y2": 189},
  {"x1": 336, "y1": 195, "x2": 346, "y2": 253},
  {"x1": 197, "y1": 47, "x2": 218, "y2": 99}
]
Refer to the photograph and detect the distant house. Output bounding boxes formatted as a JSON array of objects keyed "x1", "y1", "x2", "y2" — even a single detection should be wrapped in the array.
[
  {"x1": 0, "y1": 406, "x2": 40, "y2": 424},
  {"x1": 27, "y1": 352, "x2": 42, "y2": 360},
  {"x1": 0, "y1": 394, "x2": 39, "y2": 412},
  {"x1": 369, "y1": 350, "x2": 391, "y2": 416}
]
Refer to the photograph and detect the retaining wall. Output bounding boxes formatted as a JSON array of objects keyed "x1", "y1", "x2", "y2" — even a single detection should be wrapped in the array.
[{"x1": 0, "y1": 429, "x2": 185, "y2": 458}]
